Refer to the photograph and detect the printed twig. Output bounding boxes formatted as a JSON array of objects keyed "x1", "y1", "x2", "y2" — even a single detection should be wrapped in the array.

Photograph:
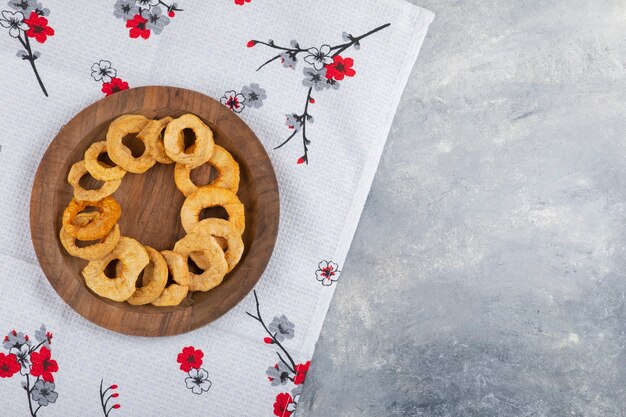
[
  {"x1": 273, "y1": 87, "x2": 313, "y2": 164},
  {"x1": 246, "y1": 290, "x2": 298, "y2": 372},
  {"x1": 253, "y1": 23, "x2": 390, "y2": 164},
  {"x1": 331, "y1": 23, "x2": 391, "y2": 56},
  {"x1": 25, "y1": 374, "x2": 36, "y2": 417},
  {"x1": 17, "y1": 33, "x2": 48, "y2": 97},
  {"x1": 99, "y1": 380, "x2": 107, "y2": 417}
]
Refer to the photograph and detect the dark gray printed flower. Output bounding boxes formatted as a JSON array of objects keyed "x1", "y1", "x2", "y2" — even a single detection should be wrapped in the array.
[
  {"x1": 91, "y1": 60, "x2": 117, "y2": 83},
  {"x1": 303, "y1": 44, "x2": 333, "y2": 70},
  {"x1": 3, "y1": 330, "x2": 30, "y2": 350},
  {"x1": 0, "y1": 10, "x2": 27, "y2": 38},
  {"x1": 15, "y1": 343, "x2": 31, "y2": 375},
  {"x1": 281, "y1": 52, "x2": 297, "y2": 69},
  {"x1": 34, "y1": 324, "x2": 50, "y2": 348},
  {"x1": 185, "y1": 368, "x2": 211, "y2": 395},
  {"x1": 113, "y1": 0, "x2": 138, "y2": 19},
  {"x1": 285, "y1": 113, "x2": 302, "y2": 132},
  {"x1": 31, "y1": 380, "x2": 58, "y2": 406},
  {"x1": 145, "y1": 5, "x2": 169, "y2": 34},
  {"x1": 290, "y1": 39, "x2": 299, "y2": 48},
  {"x1": 268, "y1": 315, "x2": 295, "y2": 342},
  {"x1": 241, "y1": 83, "x2": 266, "y2": 109},
  {"x1": 135, "y1": 0, "x2": 159, "y2": 9},
  {"x1": 326, "y1": 77, "x2": 340, "y2": 90},
  {"x1": 266, "y1": 361, "x2": 291, "y2": 386},
  {"x1": 7, "y1": 0, "x2": 46, "y2": 15},
  {"x1": 302, "y1": 67, "x2": 329, "y2": 91}
]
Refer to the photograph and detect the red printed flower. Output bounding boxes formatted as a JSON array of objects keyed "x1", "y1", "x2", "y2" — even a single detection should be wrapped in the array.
[
  {"x1": 235, "y1": 0, "x2": 251, "y2": 5},
  {"x1": 24, "y1": 12, "x2": 54, "y2": 44},
  {"x1": 0, "y1": 353, "x2": 20, "y2": 378},
  {"x1": 177, "y1": 346, "x2": 203, "y2": 372},
  {"x1": 273, "y1": 392, "x2": 294, "y2": 417},
  {"x1": 30, "y1": 347, "x2": 58, "y2": 382},
  {"x1": 102, "y1": 78, "x2": 129, "y2": 96},
  {"x1": 324, "y1": 55, "x2": 356, "y2": 81},
  {"x1": 293, "y1": 361, "x2": 310, "y2": 385},
  {"x1": 126, "y1": 14, "x2": 150, "y2": 39}
]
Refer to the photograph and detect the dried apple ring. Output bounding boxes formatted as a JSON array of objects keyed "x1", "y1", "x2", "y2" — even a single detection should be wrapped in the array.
[
  {"x1": 62, "y1": 196, "x2": 121, "y2": 240},
  {"x1": 137, "y1": 116, "x2": 176, "y2": 164},
  {"x1": 173, "y1": 232, "x2": 228, "y2": 292},
  {"x1": 163, "y1": 114, "x2": 213, "y2": 167},
  {"x1": 151, "y1": 251, "x2": 190, "y2": 307},
  {"x1": 106, "y1": 114, "x2": 156, "y2": 173},
  {"x1": 82, "y1": 237, "x2": 149, "y2": 302},
  {"x1": 180, "y1": 186, "x2": 245, "y2": 235},
  {"x1": 68, "y1": 160, "x2": 121, "y2": 202},
  {"x1": 127, "y1": 246, "x2": 168, "y2": 305},
  {"x1": 60, "y1": 223, "x2": 120, "y2": 260},
  {"x1": 174, "y1": 145, "x2": 240, "y2": 196},
  {"x1": 84, "y1": 141, "x2": 127, "y2": 181},
  {"x1": 188, "y1": 219, "x2": 244, "y2": 272}
]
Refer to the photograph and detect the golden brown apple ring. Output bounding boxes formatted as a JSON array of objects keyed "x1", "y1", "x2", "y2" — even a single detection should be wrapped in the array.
[
  {"x1": 62, "y1": 196, "x2": 121, "y2": 240},
  {"x1": 60, "y1": 223, "x2": 120, "y2": 260},
  {"x1": 188, "y1": 219, "x2": 244, "y2": 272},
  {"x1": 127, "y1": 246, "x2": 168, "y2": 305},
  {"x1": 106, "y1": 114, "x2": 156, "y2": 173},
  {"x1": 173, "y1": 232, "x2": 228, "y2": 292},
  {"x1": 151, "y1": 251, "x2": 190, "y2": 307},
  {"x1": 84, "y1": 141, "x2": 127, "y2": 181},
  {"x1": 82, "y1": 237, "x2": 149, "y2": 302},
  {"x1": 163, "y1": 114, "x2": 213, "y2": 167},
  {"x1": 174, "y1": 145, "x2": 240, "y2": 196},
  {"x1": 68, "y1": 160, "x2": 121, "y2": 202},
  {"x1": 137, "y1": 116, "x2": 175, "y2": 164},
  {"x1": 180, "y1": 186, "x2": 245, "y2": 235}
]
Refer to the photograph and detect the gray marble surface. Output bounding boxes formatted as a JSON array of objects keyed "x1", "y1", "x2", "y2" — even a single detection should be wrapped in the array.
[{"x1": 299, "y1": 1, "x2": 626, "y2": 416}]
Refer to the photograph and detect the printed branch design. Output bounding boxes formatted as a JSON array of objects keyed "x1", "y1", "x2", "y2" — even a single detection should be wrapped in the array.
[
  {"x1": 0, "y1": 325, "x2": 57, "y2": 417},
  {"x1": 99, "y1": 380, "x2": 121, "y2": 417},
  {"x1": 248, "y1": 23, "x2": 390, "y2": 164},
  {"x1": 0, "y1": 2, "x2": 55, "y2": 97},
  {"x1": 246, "y1": 290, "x2": 310, "y2": 417}
]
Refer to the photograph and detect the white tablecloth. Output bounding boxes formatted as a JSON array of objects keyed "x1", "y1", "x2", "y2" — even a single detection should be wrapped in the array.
[{"x1": 0, "y1": 0, "x2": 432, "y2": 415}]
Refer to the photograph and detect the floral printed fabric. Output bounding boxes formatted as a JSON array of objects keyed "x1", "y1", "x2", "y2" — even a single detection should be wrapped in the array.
[{"x1": 0, "y1": 0, "x2": 433, "y2": 415}]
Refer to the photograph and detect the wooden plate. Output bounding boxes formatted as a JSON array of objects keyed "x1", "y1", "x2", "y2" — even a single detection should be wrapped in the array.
[{"x1": 30, "y1": 86, "x2": 279, "y2": 336}]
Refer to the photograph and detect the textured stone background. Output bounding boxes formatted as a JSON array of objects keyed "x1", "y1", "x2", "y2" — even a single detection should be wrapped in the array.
[{"x1": 299, "y1": 1, "x2": 626, "y2": 416}]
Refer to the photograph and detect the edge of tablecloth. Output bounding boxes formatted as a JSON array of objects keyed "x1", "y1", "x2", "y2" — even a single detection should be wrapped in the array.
[{"x1": 301, "y1": 2, "x2": 434, "y2": 356}]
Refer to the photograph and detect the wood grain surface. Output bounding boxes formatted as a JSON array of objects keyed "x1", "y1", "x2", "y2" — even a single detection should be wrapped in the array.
[{"x1": 30, "y1": 86, "x2": 279, "y2": 337}]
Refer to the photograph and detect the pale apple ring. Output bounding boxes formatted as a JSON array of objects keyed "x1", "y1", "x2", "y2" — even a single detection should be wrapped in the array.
[
  {"x1": 127, "y1": 246, "x2": 168, "y2": 305},
  {"x1": 84, "y1": 141, "x2": 127, "y2": 181},
  {"x1": 137, "y1": 116, "x2": 175, "y2": 164},
  {"x1": 188, "y1": 219, "x2": 244, "y2": 272},
  {"x1": 180, "y1": 186, "x2": 245, "y2": 235},
  {"x1": 62, "y1": 196, "x2": 121, "y2": 240},
  {"x1": 163, "y1": 114, "x2": 213, "y2": 167},
  {"x1": 106, "y1": 114, "x2": 156, "y2": 173},
  {"x1": 173, "y1": 232, "x2": 228, "y2": 292},
  {"x1": 82, "y1": 237, "x2": 149, "y2": 302},
  {"x1": 174, "y1": 145, "x2": 240, "y2": 196},
  {"x1": 151, "y1": 251, "x2": 190, "y2": 307},
  {"x1": 60, "y1": 222, "x2": 120, "y2": 260},
  {"x1": 68, "y1": 160, "x2": 121, "y2": 202}
]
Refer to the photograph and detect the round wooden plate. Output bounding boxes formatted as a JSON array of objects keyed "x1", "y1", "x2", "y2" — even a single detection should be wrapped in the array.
[{"x1": 30, "y1": 86, "x2": 279, "y2": 337}]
